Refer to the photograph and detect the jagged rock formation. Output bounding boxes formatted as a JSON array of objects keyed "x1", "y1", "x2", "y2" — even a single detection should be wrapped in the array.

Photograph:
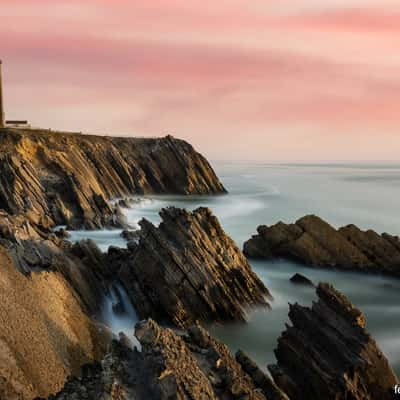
[
  {"x1": 268, "y1": 283, "x2": 398, "y2": 400},
  {"x1": 244, "y1": 215, "x2": 400, "y2": 276},
  {"x1": 110, "y1": 207, "x2": 271, "y2": 328},
  {"x1": 0, "y1": 128, "x2": 225, "y2": 230},
  {"x1": 41, "y1": 319, "x2": 278, "y2": 400},
  {"x1": 0, "y1": 244, "x2": 111, "y2": 400},
  {"x1": 38, "y1": 286, "x2": 399, "y2": 400}
]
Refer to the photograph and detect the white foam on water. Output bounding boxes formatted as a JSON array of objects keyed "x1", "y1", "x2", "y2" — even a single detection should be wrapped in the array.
[{"x1": 68, "y1": 229, "x2": 126, "y2": 252}]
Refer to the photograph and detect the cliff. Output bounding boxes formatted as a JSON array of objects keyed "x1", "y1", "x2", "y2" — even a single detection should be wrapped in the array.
[
  {"x1": 0, "y1": 245, "x2": 110, "y2": 400},
  {"x1": 111, "y1": 207, "x2": 271, "y2": 328},
  {"x1": 0, "y1": 128, "x2": 225, "y2": 230},
  {"x1": 244, "y1": 215, "x2": 400, "y2": 276}
]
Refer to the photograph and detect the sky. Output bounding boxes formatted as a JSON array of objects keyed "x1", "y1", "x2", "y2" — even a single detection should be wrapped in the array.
[{"x1": 1, "y1": 1, "x2": 400, "y2": 162}]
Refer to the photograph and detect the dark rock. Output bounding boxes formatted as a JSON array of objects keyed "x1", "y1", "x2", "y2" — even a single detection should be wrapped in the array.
[
  {"x1": 53, "y1": 228, "x2": 70, "y2": 239},
  {"x1": 114, "y1": 207, "x2": 271, "y2": 328},
  {"x1": 268, "y1": 283, "x2": 398, "y2": 400},
  {"x1": 244, "y1": 215, "x2": 400, "y2": 276},
  {"x1": 120, "y1": 229, "x2": 140, "y2": 242},
  {"x1": 118, "y1": 198, "x2": 133, "y2": 208},
  {"x1": 0, "y1": 129, "x2": 226, "y2": 231},
  {"x1": 289, "y1": 273, "x2": 314, "y2": 286},
  {"x1": 236, "y1": 350, "x2": 289, "y2": 400}
]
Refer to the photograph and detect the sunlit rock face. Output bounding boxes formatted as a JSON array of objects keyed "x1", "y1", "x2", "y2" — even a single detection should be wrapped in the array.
[{"x1": 0, "y1": 246, "x2": 110, "y2": 400}]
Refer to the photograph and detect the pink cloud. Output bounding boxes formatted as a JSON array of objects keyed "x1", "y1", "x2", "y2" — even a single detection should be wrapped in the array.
[{"x1": 1, "y1": 0, "x2": 399, "y2": 161}]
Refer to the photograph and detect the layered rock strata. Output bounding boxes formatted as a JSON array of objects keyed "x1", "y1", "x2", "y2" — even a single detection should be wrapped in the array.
[
  {"x1": 268, "y1": 283, "x2": 398, "y2": 400},
  {"x1": 0, "y1": 128, "x2": 226, "y2": 230},
  {"x1": 244, "y1": 215, "x2": 400, "y2": 276},
  {"x1": 110, "y1": 207, "x2": 271, "y2": 328}
]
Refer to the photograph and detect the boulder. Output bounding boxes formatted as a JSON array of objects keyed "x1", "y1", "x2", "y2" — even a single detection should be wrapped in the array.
[
  {"x1": 289, "y1": 273, "x2": 314, "y2": 286},
  {"x1": 114, "y1": 207, "x2": 271, "y2": 328},
  {"x1": 120, "y1": 229, "x2": 140, "y2": 242},
  {"x1": 244, "y1": 215, "x2": 400, "y2": 276}
]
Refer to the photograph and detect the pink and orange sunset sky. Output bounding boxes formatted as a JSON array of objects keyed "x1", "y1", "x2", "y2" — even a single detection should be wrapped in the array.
[{"x1": 1, "y1": 1, "x2": 400, "y2": 162}]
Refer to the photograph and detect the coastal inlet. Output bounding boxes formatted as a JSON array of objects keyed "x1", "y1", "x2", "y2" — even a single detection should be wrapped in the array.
[{"x1": 68, "y1": 161, "x2": 400, "y2": 376}]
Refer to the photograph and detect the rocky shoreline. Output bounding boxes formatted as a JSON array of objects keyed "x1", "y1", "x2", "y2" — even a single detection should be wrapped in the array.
[
  {"x1": 0, "y1": 129, "x2": 398, "y2": 399},
  {"x1": 244, "y1": 214, "x2": 400, "y2": 277},
  {"x1": 39, "y1": 284, "x2": 397, "y2": 400}
]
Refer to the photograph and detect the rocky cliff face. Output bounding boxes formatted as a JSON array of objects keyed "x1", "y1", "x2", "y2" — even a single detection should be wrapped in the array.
[
  {"x1": 0, "y1": 128, "x2": 225, "y2": 230},
  {"x1": 0, "y1": 244, "x2": 110, "y2": 400},
  {"x1": 111, "y1": 207, "x2": 271, "y2": 328},
  {"x1": 268, "y1": 283, "x2": 398, "y2": 400},
  {"x1": 244, "y1": 215, "x2": 400, "y2": 276}
]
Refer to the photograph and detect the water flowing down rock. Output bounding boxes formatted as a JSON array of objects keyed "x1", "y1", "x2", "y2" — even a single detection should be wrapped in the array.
[
  {"x1": 0, "y1": 128, "x2": 226, "y2": 230},
  {"x1": 244, "y1": 215, "x2": 400, "y2": 276},
  {"x1": 112, "y1": 207, "x2": 272, "y2": 328},
  {"x1": 268, "y1": 283, "x2": 398, "y2": 400}
]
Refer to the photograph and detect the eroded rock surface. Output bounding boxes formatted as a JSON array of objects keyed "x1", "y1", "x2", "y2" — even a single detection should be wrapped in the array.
[
  {"x1": 0, "y1": 129, "x2": 225, "y2": 230},
  {"x1": 244, "y1": 215, "x2": 400, "y2": 276},
  {"x1": 268, "y1": 283, "x2": 398, "y2": 400},
  {"x1": 111, "y1": 207, "x2": 271, "y2": 328}
]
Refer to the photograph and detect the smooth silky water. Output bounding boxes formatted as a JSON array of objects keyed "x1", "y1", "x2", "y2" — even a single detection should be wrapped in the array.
[{"x1": 68, "y1": 162, "x2": 400, "y2": 374}]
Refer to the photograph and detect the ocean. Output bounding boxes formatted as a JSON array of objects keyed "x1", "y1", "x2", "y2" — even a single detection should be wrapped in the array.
[{"x1": 69, "y1": 162, "x2": 400, "y2": 374}]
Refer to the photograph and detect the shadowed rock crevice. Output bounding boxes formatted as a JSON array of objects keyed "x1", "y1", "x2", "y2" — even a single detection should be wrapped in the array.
[{"x1": 244, "y1": 215, "x2": 400, "y2": 276}]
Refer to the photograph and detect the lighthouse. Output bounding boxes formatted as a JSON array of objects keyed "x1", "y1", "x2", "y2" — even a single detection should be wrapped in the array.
[
  {"x1": 0, "y1": 60, "x2": 4, "y2": 128},
  {"x1": 0, "y1": 61, "x2": 29, "y2": 128}
]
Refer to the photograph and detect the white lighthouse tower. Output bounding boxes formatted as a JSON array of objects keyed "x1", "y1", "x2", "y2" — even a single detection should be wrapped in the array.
[{"x1": 0, "y1": 60, "x2": 5, "y2": 128}]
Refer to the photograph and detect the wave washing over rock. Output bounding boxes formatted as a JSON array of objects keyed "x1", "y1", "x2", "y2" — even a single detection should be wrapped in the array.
[
  {"x1": 0, "y1": 128, "x2": 226, "y2": 230},
  {"x1": 244, "y1": 214, "x2": 400, "y2": 276}
]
